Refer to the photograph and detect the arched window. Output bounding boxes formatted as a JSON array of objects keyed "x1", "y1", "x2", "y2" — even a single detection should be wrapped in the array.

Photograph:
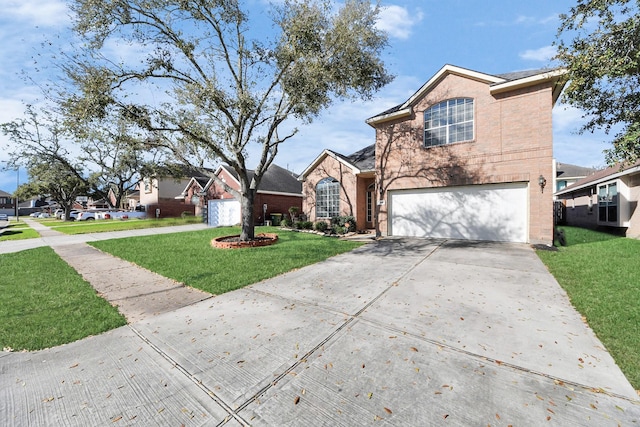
[
  {"x1": 424, "y1": 98, "x2": 474, "y2": 147},
  {"x1": 316, "y1": 177, "x2": 339, "y2": 218}
]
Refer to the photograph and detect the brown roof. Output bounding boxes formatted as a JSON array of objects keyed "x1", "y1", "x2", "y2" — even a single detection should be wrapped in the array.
[{"x1": 555, "y1": 160, "x2": 640, "y2": 195}]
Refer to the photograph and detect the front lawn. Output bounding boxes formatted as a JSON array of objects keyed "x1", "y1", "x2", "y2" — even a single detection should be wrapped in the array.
[
  {"x1": 90, "y1": 227, "x2": 364, "y2": 295},
  {"x1": 51, "y1": 216, "x2": 203, "y2": 234},
  {"x1": 0, "y1": 247, "x2": 127, "y2": 351},
  {"x1": 0, "y1": 222, "x2": 39, "y2": 241},
  {"x1": 536, "y1": 226, "x2": 640, "y2": 390}
]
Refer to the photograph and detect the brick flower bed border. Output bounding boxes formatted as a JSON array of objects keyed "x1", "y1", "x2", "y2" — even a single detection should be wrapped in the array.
[{"x1": 211, "y1": 233, "x2": 278, "y2": 249}]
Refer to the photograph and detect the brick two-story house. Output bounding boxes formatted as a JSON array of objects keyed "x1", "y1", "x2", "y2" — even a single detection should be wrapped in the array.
[{"x1": 300, "y1": 64, "x2": 566, "y2": 244}]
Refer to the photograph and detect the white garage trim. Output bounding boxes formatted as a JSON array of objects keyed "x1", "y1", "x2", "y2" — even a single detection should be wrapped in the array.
[
  {"x1": 208, "y1": 199, "x2": 241, "y2": 227},
  {"x1": 388, "y1": 182, "x2": 529, "y2": 243}
]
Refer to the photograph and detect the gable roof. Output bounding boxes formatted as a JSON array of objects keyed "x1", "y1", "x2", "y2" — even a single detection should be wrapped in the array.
[
  {"x1": 198, "y1": 163, "x2": 301, "y2": 196},
  {"x1": 555, "y1": 162, "x2": 598, "y2": 180},
  {"x1": 366, "y1": 64, "x2": 566, "y2": 126},
  {"x1": 335, "y1": 144, "x2": 376, "y2": 172},
  {"x1": 555, "y1": 161, "x2": 640, "y2": 196},
  {"x1": 257, "y1": 164, "x2": 302, "y2": 194},
  {"x1": 0, "y1": 189, "x2": 12, "y2": 198},
  {"x1": 299, "y1": 144, "x2": 376, "y2": 180}
]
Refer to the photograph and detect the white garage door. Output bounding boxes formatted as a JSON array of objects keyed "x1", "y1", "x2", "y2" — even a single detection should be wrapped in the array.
[
  {"x1": 208, "y1": 199, "x2": 241, "y2": 227},
  {"x1": 389, "y1": 183, "x2": 529, "y2": 243}
]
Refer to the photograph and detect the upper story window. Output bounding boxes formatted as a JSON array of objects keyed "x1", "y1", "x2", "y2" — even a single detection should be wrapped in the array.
[
  {"x1": 424, "y1": 98, "x2": 474, "y2": 147},
  {"x1": 316, "y1": 177, "x2": 339, "y2": 219}
]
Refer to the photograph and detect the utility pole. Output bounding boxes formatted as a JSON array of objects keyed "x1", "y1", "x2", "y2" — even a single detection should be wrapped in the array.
[{"x1": 15, "y1": 166, "x2": 19, "y2": 222}]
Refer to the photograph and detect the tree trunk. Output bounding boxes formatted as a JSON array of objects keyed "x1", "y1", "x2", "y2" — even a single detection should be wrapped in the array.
[
  {"x1": 239, "y1": 179, "x2": 255, "y2": 241},
  {"x1": 63, "y1": 201, "x2": 74, "y2": 221}
]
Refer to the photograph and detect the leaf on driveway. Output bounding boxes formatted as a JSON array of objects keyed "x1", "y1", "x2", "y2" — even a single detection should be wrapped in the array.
[
  {"x1": 294, "y1": 396, "x2": 300, "y2": 405},
  {"x1": 384, "y1": 407, "x2": 392, "y2": 414}
]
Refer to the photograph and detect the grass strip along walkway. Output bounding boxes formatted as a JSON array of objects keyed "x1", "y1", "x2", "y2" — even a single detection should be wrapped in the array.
[
  {"x1": 536, "y1": 226, "x2": 640, "y2": 391},
  {"x1": 0, "y1": 227, "x2": 363, "y2": 351},
  {"x1": 89, "y1": 227, "x2": 364, "y2": 295},
  {"x1": 0, "y1": 247, "x2": 127, "y2": 351}
]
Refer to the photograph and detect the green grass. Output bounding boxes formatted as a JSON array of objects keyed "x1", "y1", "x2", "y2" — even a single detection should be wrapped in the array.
[
  {"x1": 0, "y1": 247, "x2": 127, "y2": 351},
  {"x1": 51, "y1": 216, "x2": 203, "y2": 234},
  {"x1": 537, "y1": 226, "x2": 640, "y2": 390},
  {"x1": 0, "y1": 222, "x2": 40, "y2": 241},
  {"x1": 90, "y1": 227, "x2": 364, "y2": 295}
]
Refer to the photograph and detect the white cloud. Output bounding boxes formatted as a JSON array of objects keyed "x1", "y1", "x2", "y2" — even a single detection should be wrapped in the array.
[
  {"x1": 553, "y1": 103, "x2": 610, "y2": 168},
  {"x1": 376, "y1": 5, "x2": 424, "y2": 39},
  {"x1": 553, "y1": 104, "x2": 586, "y2": 133},
  {"x1": 3, "y1": 0, "x2": 69, "y2": 28},
  {"x1": 520, "y1": 45, "x2": 557, "y2": 62},
  {"x1": 477, "y1": 13, "x2": 560, "y2": 28}
]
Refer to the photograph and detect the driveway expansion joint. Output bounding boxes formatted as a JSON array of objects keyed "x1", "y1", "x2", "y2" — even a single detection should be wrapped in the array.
[{"x1": 129, "y1": 325, "x2": 252, "y2": 427}]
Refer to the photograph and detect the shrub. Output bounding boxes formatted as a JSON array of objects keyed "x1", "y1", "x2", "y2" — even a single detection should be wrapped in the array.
[
  {"x1": 332, "y1": 225, "x2": 345, "y2": 235},
  {"x1": 181, "y1": 211, "x2": 194, "y2": 219},
  {"x1": 288, "y1": 206, "x2": 300, "y2": 220},
  {"x1": 281, "y1": 218, "x2": 293, "y2": 227},
  {"x1": 300, "y1": 221, "x2": 313, "y2": 230},
  {"x1": 314, "y1": 221, "x2": 328, "y2": 232},
  {"x1": 331, "y1": 216, "x2": 356, "y2": 233}
]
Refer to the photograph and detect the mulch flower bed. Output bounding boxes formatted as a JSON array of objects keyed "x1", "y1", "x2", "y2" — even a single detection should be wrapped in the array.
[{"x1": 211, "y1": 233, "x2": 278, "y2": 249}]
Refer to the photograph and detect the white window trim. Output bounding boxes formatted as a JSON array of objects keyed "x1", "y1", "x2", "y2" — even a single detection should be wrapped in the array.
[
  {"x1": 424, "y1": 98, "x2": 474, "y2": 147},
  {"x1": 316, "y1": 177, "x2": 340, "y2": 219}
]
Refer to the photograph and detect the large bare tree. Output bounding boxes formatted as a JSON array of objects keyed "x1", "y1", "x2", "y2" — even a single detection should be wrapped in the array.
[{"x1": 64, "y1": 0, "x2": 392, "y2": 240}]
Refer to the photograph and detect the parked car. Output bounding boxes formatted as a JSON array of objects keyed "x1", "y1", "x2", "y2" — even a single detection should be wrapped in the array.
[
  {"x1": 56, "y1": 210, "x2": 80, "y2": 220},
  {"x1": 29, "y1": 211, "x2": 50, "y2": 218},
  {"x1": 76, "y1": 210, "x2": 99, "y2": 221},
  {"x1": 96, "y1": 210, "x2": 147, "y2": 220}
]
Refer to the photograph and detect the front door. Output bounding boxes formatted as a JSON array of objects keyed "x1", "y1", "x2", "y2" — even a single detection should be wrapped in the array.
[{"x1": 366, "y1": 183, "x2": 375, "y2": 229}]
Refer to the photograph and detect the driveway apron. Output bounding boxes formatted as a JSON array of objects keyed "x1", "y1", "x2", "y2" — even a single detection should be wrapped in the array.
[{"x1": 2, "y1": 237, "x2": 639, "y2": 426}]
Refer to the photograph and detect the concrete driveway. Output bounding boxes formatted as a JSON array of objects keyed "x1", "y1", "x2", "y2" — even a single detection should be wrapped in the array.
[{"x1": 2, "y1": 238, "x2": 638, "y2": 426}]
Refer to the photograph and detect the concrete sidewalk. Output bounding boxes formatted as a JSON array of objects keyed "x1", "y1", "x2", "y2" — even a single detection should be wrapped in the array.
[
  {"x1": 1, "y1": 234, "x2": 638, "y2": 426},
  {"x1": 0, "y1": 218, "x2": 209, "y2": 255},
  {"x1": 3, "y1": 218, "x2": 212, "y2": 322}
]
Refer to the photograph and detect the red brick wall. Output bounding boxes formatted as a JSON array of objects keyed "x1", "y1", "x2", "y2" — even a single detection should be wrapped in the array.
[
  {"x1": 254, "y1": 193, "x2": 302, "y2": 223},
  {"x1": 146, "y1": 201, "x2": 194, "y2": 218}
]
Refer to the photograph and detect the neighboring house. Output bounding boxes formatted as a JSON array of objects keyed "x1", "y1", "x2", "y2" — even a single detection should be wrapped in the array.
[
  {"x1": 181, "y1": 163, "x2": 302, "y2": 226},
  {"x1": 554, "y1": 161, "x2": 598, "y2": 193},
  {"x1": 106, "y1": 188, "x2": 141, "y2": 211},
  {"x1": 300, "y1": 64, "x2": 566, "y2": 244},
  {"x1": 138, "y1": 166, "x2": 209, "y2": 218},
  {"x1": 0, "y1": 189, "x2": 15, "y2": 217},
  {"x1": 554, "y1": 161, "x2": 640, "y2": 238},
  {"x1": 87, "y1": 198, "x2": 110, "y2": 209}
]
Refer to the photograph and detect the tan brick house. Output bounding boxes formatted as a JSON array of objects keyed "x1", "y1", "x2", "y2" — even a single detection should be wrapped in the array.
[
  {"x1": 300, "y1": 64, "x2": 566, "y2": 244},
  {"x1": 554, "y1": 161, "x2": 640, "y2": 238}
]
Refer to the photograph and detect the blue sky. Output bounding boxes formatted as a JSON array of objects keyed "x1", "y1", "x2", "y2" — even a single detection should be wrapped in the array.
[{"x1": 0, "y1": 0, "x2": 612, "y2": 193}]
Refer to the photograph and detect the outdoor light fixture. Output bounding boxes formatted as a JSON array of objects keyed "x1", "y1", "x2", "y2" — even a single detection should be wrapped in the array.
[{"x1": 538, "y1": 174, "x2": 547, "y2": 193}]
